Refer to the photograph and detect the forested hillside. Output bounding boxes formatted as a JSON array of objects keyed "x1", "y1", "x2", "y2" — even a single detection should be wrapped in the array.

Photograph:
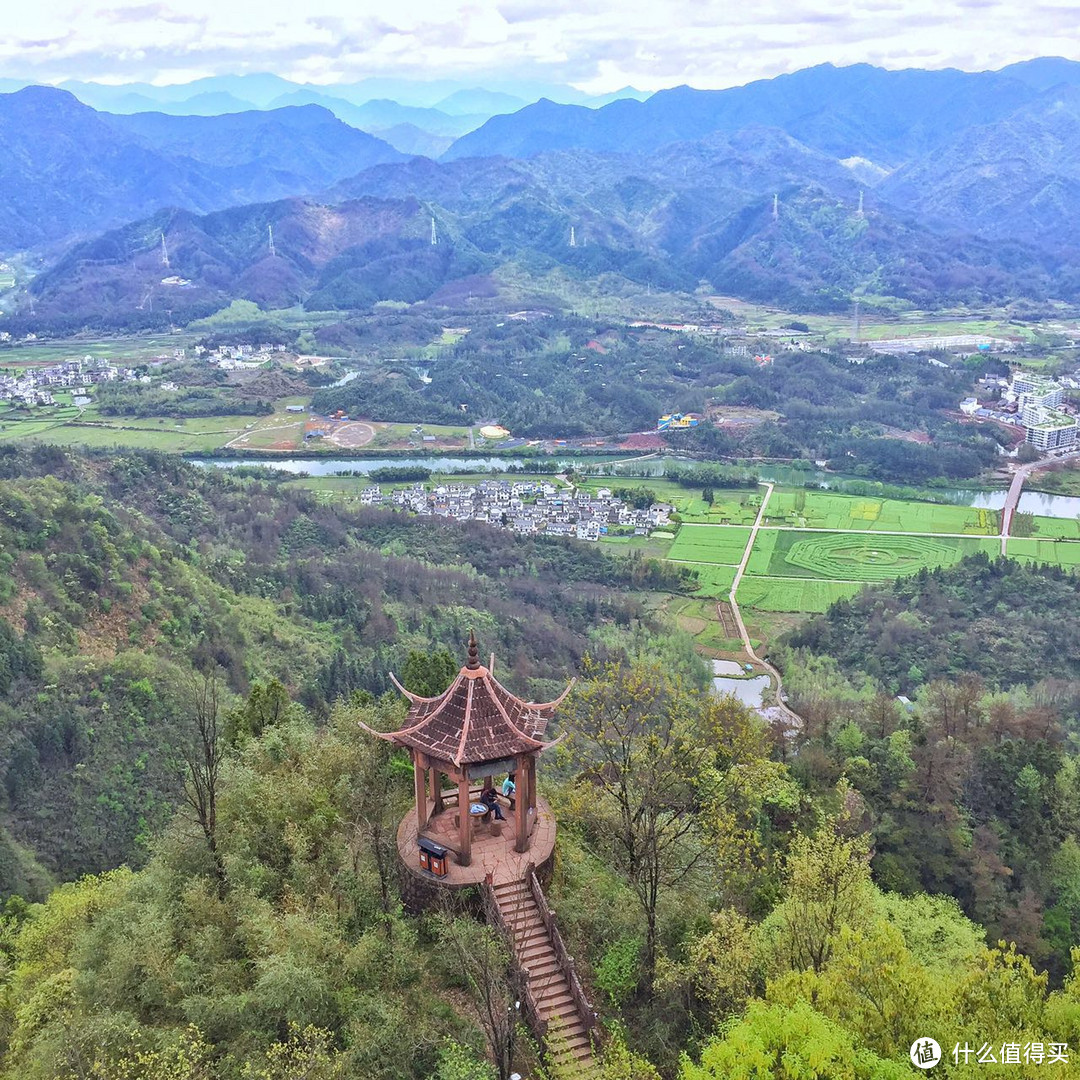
[
  {"x1": 0, "y1": 445, "x2": 692, "y2": 895},
  {"x1": 778, "y1": 554, "x2": 1080, "y2": 983}
]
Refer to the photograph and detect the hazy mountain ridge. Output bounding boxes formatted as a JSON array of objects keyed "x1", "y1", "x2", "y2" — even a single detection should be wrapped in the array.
[
  {"x1": 12, "y1": 60, "x2": 1080, "y2": 318},
  {"x1": 878, "y1": 83, "x2": 1080, "y2": 239},
  {"x1": 0, "y1": 88, "x2": 405, "y2": 251},
  {"x1": 443, "y1": 62, "x2": 1049, "y2": 164},
  {"x1": 25, "y1": 125, "x2": 1056, "y2": 324}
]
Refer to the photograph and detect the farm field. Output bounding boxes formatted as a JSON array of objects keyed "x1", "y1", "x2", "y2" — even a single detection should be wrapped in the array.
[
  {"x1": 1006, "y1": 538, "x2": 1080, "y2": 567},
  {"x1": 684, "y1": 563, "x2": 738, "y2": 598},
  {"x1": 735, "y1": 578, "x2": 864, "y2": 613},
  {"x1": 1026, "y1": 515, "x2": 1080, "y2": 540},
  {"x1": 0, "y1": 408, "x2": 253, "y2": 452},
  {"x1": 763, "y1": 489, "x2": 999, "y2": 534},
  {"x1": 666, "y1": 524, "x2": 752, "y2": 565},
  {"x1": 745, "y1": 529, "x2": 1002, "y2": 582}
]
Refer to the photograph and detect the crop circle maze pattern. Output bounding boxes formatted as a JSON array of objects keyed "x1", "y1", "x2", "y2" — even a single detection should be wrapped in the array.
[{"x1": 783, "y1": 534, "x2": 957, "y2": 581}]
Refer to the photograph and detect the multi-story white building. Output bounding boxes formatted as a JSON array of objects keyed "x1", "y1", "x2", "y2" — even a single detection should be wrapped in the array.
[{"x1": 1025, "y1": 407, "x2": 1079, "y2": 451}]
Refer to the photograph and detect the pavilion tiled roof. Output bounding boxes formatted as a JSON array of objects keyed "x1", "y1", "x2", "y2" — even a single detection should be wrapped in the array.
[{"x1": 367, "y1": 632, "x2": 573, "y2": 768}]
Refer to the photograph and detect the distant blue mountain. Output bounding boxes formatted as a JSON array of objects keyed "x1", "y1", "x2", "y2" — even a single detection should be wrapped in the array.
[
  {"x1": 443, "y1": 62, "x2": 1053, "y2": 165},
  {"x1": 0, "y1": 88, "x2": 404, "y2": 249}
]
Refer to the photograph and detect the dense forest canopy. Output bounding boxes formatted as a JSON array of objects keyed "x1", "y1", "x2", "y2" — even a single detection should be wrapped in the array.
[
  {"x1": 0, "y1": 445, "x2": 695, "y2": 894},
  {"x1": 310, "y1": 316, "x2": 1004, "y2": 482},
  {"x1": 1, "y1": 448, "x2": 1080, "y2": 1077}
]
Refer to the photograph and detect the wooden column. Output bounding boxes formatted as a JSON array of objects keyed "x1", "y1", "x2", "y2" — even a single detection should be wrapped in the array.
[
  {"x1": 432, "y1": 770, "x2": 444, "y2": 814},
  {"x1": 514, "y1": 755, "x2": 528, "y2": 854},
  {"x1": 526, "y1": 755, "x2": 537, "y2": 838},
  {"x1": 414, "y1": 752, "x2": 428, "y2": 831},
  {"x1": 457, "y1": 775, "x2": 472, "y2": 866}
]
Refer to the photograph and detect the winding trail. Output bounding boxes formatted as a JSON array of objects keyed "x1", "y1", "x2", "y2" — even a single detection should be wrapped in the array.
[{"x1": 724, "y1": 483, "x2": 804, "y2": 732}]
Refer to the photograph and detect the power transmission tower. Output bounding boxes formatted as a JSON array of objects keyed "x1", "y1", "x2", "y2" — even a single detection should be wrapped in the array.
[
  {"x1": 430, "y1": 216, "x2": 438, "y2": 246},
  {"x1": 857, "y1": 190, "x2": 864, "y2": 217},
  {"x1": 569, "y1": 225, "x2": 577, "y2": 248},
  {"x1": 161, "y1": 232, "x2": 170, "y2": 268},
  {"x1": 772, "y1": 193, "x2": 779, "y2": 221},
  {"x1": 268, "y1": 223, "x2": 276, "y2": 257},
  {"x1": 852, "y1": 298, "x2": 861, "y2": 343}
]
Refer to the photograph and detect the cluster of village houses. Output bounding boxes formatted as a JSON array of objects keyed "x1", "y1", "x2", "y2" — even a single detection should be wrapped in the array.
[
  {"x1": 961, "y1": 370, "x2": 1080, "y2": 452},
  {"x1": 193, "y1": 343, "x2": 289, "y2": 370},
  {"x1": 0, "y1": 356, "x2": 126, "y2": 407},
  {"x1": 358, "y1": 479, "x2": 675, "y2": 540}
]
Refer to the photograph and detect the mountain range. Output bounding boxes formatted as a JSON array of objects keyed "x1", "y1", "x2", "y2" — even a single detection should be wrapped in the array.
[
  {"x1": 0, "y1": 88, "x2": 404, "y2": 250},
  {"x1": 11, "y1": 60, "x2": 1080, "y2": 322}
]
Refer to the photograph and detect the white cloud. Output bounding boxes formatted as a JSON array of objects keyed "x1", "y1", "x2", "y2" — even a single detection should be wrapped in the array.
[{"x1": 0, "y1": 0, "x2": 1075, "y2": 90}]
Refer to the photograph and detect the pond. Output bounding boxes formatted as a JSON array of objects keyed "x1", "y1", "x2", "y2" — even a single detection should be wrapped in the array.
[
  {"x1": 712, "y1": 659, "x2": 750, "y2": 676},
  {"x1": 712, "y1": 673, "x2": 772, "y2": 708}
]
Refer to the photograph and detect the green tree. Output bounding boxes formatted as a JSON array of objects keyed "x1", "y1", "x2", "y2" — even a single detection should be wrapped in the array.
[
  {"x1": 679, "y1": 999, "x2": 910, "y2": 1080},
  {"x1": 565, "y1": 660, "x2": 712, "y2": 986},
  {"x1": 401, "y1": 649, "x2": 457, "y2": 697}
]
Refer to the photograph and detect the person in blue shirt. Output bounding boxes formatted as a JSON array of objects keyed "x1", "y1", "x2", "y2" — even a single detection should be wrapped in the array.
[{"x1": 501, "y1": 772, "x2": 516, "y2": 809}]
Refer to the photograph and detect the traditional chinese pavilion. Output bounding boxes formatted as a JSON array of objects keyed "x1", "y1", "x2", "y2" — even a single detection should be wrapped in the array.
[{"x1": 364, "y1": 632, "x2": 572, "y2": 873}]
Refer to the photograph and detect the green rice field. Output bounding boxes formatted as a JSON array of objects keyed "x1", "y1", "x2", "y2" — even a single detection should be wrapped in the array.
[
  {"x1": 763, "y1": 490, "x2": 999, "y2": 535},
  {"x1": 1006, "y1": 538, "x2": 1080, "y2": 567},
  {"x1": 666, "y1": 525, "x2": 752, "y2": 565},
  {"x1": 1028, "y1": 515, "x2": 1080, "y2": 540},
  {"x1": 745, "y1": 529, "x2": 1002, "y2": 582},
  {"x1": 735, "y1": 578, "x2": 864, "y2": 613},
  {"x1": 685, "y1": 563, "x2": 738, "y2": 598}
]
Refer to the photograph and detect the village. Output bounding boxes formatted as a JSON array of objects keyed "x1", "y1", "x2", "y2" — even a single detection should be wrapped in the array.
[
  {"x1": 358, "y1": 478, "x2": 675, "y2": 540},
  {"x1": 961, "y1": 369, "x2": 1080, "y2": 451}
]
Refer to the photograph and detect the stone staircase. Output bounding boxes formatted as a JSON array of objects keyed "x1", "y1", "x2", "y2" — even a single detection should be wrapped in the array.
[{"x1": 490, "y1": 876, "x2": 600, "y2": 1077}]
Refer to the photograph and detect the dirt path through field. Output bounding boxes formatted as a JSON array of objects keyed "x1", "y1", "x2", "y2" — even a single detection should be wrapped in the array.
[{"x1": 725, "y1": 482, "x2": 803, "y2": 732}]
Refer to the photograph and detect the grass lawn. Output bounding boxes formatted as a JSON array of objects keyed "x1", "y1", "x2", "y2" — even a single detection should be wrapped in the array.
[
  {"x1": 664, "y1": 595, "x2": 744, "y2": 651},
  {"x1": 763, "y1": 489, "x2": 998, "y2": 535},
  {"x1": 667, "y1": 524, "x2": 752, "y2": 565},
  {"x1": 745, "y1": 529, "x2": 1002, "y2": 583}
]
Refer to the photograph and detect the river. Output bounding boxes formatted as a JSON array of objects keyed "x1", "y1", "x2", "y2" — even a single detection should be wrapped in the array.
[{"x1": 200, "y1": 456, "x2": 1080, "y2": 520}]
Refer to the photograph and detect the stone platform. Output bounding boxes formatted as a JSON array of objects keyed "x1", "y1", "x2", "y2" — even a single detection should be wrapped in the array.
[{"x1": 397, "y1": 793, "x2": 556, "y2": 889}]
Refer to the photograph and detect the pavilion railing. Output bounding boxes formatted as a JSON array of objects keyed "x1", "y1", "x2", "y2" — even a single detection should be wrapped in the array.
[
  {"x1": 526, "y1": 868, "x2": 600, "y2": 1043},
  {"x1": 483, "y1": 872, "x2": 548, "y2": 1040}
]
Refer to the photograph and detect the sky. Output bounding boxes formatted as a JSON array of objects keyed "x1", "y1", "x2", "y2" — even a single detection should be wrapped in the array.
[{"x1": 1, "y1": 0, "x2": 1075, "y2": 92}]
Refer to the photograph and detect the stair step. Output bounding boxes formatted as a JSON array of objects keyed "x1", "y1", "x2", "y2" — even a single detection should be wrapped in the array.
[
  {"x1": 520, "y1": 941, "x2": 557, "y2": 962},
  {"x1": 550, "y1": 1043, "x2": 596, "y2": 1063},
  {"x1": 539, "y1": 994, "x2": 576, "y2": 1016},
  {"x1": 524, "y1": 956, "x2": 560, "y2": 976},
  {"x1": 550, "y1": 1032, "x2": 591, "y2": 1052}
]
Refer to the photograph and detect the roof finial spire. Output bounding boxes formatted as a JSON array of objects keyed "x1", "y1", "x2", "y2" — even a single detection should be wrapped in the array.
[{"x1": 466, "y1": 629, "x2": 480, "y2": 669}]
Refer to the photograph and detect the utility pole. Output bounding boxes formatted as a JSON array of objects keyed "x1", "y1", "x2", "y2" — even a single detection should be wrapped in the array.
[
  {"x1": 857, "y1": 190, "x2": 864, "y2": 217},
  {"x1": 772, "y1": 193, "x2": 779, "y2": 221},
  {"x1": 268, "y1": 223, "x2": 276, "y2": 257}
]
